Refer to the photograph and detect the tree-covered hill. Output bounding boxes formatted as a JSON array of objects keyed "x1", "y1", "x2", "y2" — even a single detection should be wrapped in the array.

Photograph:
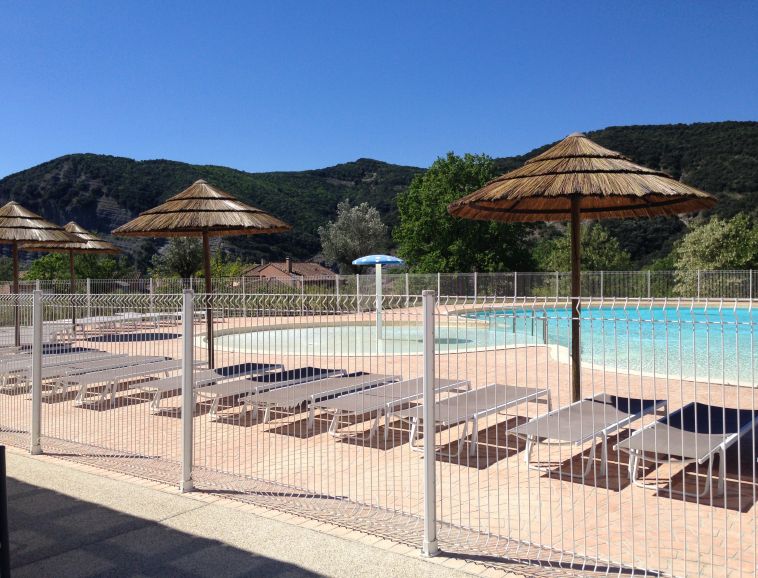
[
  {"x1": 0, "y1": 155, "x2": 421, "y2": 269},
  {"x1": 494, "y1": 121, "x2": 758, "y2": 264},
  {"x1": 0, "y1": 121, "x2": 756, "y2": 270}
]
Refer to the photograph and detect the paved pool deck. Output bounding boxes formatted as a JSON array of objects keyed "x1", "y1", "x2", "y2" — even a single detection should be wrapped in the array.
[{"x1": 4, "y1": 448, "x2": 520, "y2": 577}]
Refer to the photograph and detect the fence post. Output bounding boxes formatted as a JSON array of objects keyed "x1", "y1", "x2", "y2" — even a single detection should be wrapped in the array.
[
  {"x1": 35, "y1": 280, "x2": 40, "y2": 291},
  {"x1": 86, "y1": 278, "x2": 92, "y2": 319},
  {"x1": 647, "y1": 270, "x2": 651, "y2": 299},
  {"x1": 555, "y1": 271, "x2": 559, "y2": 297},
  {"x1": 473, "y1": 272, "x2": 478, "y2": 301},
  {"x1": 697, "y1": 269, "x2": 700, "y2": 299},
  {"x1": 300, "y1": 277, "x2": 305, "y2": 315},
  {"x1": 750, "y1": 270, "x2": 753, "y2": 300},
  {"x1": 335, "y1": 274, "x2": 340, "y2": 298},
  {"x1": 241, "y1": 276, "x2": 247, "y2": 319},
  {"x1": 149, "y1": 277, "x2": 155, "y2": 321},
  {"x1": 31, "y1": 290, "x2": 43, "y2": 455},
  {"x1": 436, "y1": 273, "x2": 440, "y2": 304},
  {"x1": 599, "y1": 270, "x2": 604, "y2": 299},
  {"x1": 180, "y1": 289, "x2": 194, "y2": 492},
  {"x1": 356, "y1": 274, "x2": 360, "y2": 313},
  {"x1": 421, "y1": 290, "x2": 438, "y2": 557},
  {"x1": 513, "y1": 271, "x2": 518, "y2": 298},
  {"x1": 405, "y1": 272, "x2": 410, "y2": 307}
]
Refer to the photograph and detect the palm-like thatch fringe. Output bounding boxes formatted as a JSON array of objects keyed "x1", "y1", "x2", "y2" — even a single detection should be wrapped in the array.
[
  {"x1": 21, "y1": 221, "x2": 120, "y2": 254},
  {"x1": 112, "y1": 180, "x2": 291, "y2": 237},
  {"x1": 448, "y1": 132, "x2": 716, "y2": 222},
  {"x1": 0, "y1": 202, "x2": 78, "y2": 243}
]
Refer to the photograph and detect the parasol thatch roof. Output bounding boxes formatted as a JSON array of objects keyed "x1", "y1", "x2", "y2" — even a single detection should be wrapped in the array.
[
  {"x1": 447, "y1": 132, "x2": 716, "y2": 222},
  {"x1": 0, "y1": 201, "x2": 79, "y2": 244},
  {"x1": 21, "y1": 221, "x2": 120, "y2": 254},
  {"x1": 112, "y1": 180, "x2": 291, "y2": 238}
]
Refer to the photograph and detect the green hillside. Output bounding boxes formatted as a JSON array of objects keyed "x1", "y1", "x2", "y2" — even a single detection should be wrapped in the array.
[
  {"x1": 0, "y1": 121, "x2": 756, "y2": 270},
  {"x1": 495, "y1": 121, "x2": 758, "y2": 264},
  {"x1": 0, "y1": 155, "x2": 422, "y2": 268}
]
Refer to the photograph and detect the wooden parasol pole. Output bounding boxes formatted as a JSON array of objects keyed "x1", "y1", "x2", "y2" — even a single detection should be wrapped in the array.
[
  {"x1": 570, "y1": 195, "x2": 581, "y2": 402},
  {"x1": 202, "y1": 232, "x2": 214, "y2": 369},
  {"x1": 12, "y1": 241, "x2": 19, "y2": 347}
]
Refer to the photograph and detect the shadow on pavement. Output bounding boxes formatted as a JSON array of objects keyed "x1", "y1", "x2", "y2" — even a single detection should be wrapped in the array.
[{"x1": 7, "y1": 477, "x2": 321, "y2": 577}]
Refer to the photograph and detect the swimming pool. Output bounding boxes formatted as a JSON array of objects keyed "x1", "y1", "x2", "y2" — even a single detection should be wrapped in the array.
[
  {"x1": 213, "y1": 323, "x2": 517, "y2": 357},
  {"x1": 212, "y1": 306, "x2": 757, "y2": 385},
  {"x1": 468, "y1": 306, "x2": 757, "y2": 386}
]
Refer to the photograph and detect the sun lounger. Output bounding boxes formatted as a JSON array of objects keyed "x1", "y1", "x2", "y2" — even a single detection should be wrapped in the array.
[
  {"x1": 389, "y1": 383, "x2": 549, "y2": 457},
  {"x1": 314, "y1": 377, "x2": 470, "y2": 440},
  {"x1": 615, "y1": 402, "x2": 758, "y2": 497},
  {"x1": 511, "y1": 394, "x2": 666, "y2": 480},
  {"x1": 2, "y1": 351, "x2": 120, "y2": 372},
  {"x1": 64, "y1": 359, "x2": 192, "y2": 406},
  {"x1": 242, "y1": 373, "x2": 400, "y2": 430},
  {"x1": 136, "y1": 363, "x2": 284, "y2": 412},
  {"x1": 6, "y1": 354, "x2": 140, "y2": 389},
  {"x1": 41, "y1": 356, "x2": 167, "y2": 394},
  {"x1": 196, "y1": 367, "x2": 346, "y2": 420}
]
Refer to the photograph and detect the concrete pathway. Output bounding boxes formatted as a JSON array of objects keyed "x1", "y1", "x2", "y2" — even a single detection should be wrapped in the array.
[{"x1": 5, "y1": 450, "x2": 516, "y2": 577}]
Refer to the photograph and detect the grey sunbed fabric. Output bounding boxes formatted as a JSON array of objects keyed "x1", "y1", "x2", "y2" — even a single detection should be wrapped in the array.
[
  {"x1": 137, "y1": 363, "x2": 284, "y2": 413},
  {"x1": 23, "y1": 355, "x2": 166, "y2": 388},
  {"x1": 65, "y1": 359, "x2": 184, "y2": 406},
  {"x1": 1, "y1": 351, "x2": 123, "y2": 387},
  {"x1": 390, "y1": 384, "x2": 550, "y2": 457},
  {"x1": 3, "y1": 351, "x2": 120, "y2": 371},
  {"x1": 244, "y1": 373, "x2": 398, "y2": 429},
  {"x1": 196, "y1": 367, "x2": 345, "y2": 420},
  {"x1": 317, "y1": 378, "x2": 471, "y2": 440},
  {"x1": 616, "y1": 402, "x2": 758, "y2": 497},
  {"x1": 511, "y1": 393, "x2": 665, "y2": 480}
]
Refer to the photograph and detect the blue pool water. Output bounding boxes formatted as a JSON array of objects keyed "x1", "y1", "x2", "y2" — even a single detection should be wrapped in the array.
[
  {"x1": 214, "y1": 323, "x2": 514, "y2": 357},
  {"x1": 468, "y1": 307, "x2": 757, "y2": 385},
  {"x1": 213, "y1": 306, "x2": 757, "y2": 385}
]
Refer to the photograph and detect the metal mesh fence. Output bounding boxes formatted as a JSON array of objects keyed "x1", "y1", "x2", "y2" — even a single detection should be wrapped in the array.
[
  {"x1": 2, "y1": 270, "x2": 758, "y2": 300},
  {"x1": 0, "y1": 290, "x2": 755, "y2": 576}
]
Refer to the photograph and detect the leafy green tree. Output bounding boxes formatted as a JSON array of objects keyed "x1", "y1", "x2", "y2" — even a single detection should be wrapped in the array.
[
  {"x1": 675, "y1": 213, "x2": 758, "y2": 270},
  {"x1": 318, "y1": 200, "x2": 388, "y2": 273},
  {"x1": 533, "y1": 223, "x2": 631, "y2": 271},
  {"x1": 149, "y1": 238, "x2": 204, "y2": 279},
  {"x1": 646, "y1": 252, "x2": 677, "y2": 271},
  {"x1": 25, "y1": 253, "x2": 135, "y2": 280},
  {"x1": 394, "y1": 152, "x2": 532, "y2": 273},
  {"x1": 674, "y1": 214, "x2": 758, "y2": 295},
  {"x1": 197, "y1": 251, "x2": 249, "y2": 278}
]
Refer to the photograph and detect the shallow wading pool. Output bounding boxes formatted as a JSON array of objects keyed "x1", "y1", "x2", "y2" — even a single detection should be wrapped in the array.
[{"x1": 212, "y1": 306, "x2": 757, "y2": 385}]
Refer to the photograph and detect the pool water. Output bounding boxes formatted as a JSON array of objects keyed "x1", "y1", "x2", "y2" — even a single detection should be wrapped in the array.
[
  {"x1": 214, "y1": 323, "x2": 515, "y2": 356},
  {"x1": 469, "y1": 307, "x2": 758, "y2": 386},
  {"x1": 213, "y1": 307, "x2": 757, "y2": 385}
]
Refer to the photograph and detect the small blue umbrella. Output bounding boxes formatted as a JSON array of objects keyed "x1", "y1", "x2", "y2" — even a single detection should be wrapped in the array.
[
  {"x1": 352, "y1": 255, "x2": 405, "y2": 336},
  {"x1": 352, "y1": 255, "x2": 405, "y2": 267}
]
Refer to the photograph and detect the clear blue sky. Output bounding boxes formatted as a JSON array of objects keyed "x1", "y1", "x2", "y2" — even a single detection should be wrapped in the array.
[{"x1": 1, "y1": 1, "x2": 756, "y2": 178}]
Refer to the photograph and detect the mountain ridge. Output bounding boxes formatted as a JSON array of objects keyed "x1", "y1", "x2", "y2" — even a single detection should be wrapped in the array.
[{"x1": 1, "y1": 120, "x2": 756, "y2": 269}]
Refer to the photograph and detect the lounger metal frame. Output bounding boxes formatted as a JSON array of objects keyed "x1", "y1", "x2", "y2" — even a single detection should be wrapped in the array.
[
  {"x1": 392, "y1": 384, "x2": 549, "y2": 458},
  {"x1": 198, "y1": 369, "x2": 346, "y2": 421},
  {"x1": 620, "y1": 403, "x2": 758, "y2": 498},
  {"x1": 516, "y1": 396, "x2": 666, "y2": 481},
  {"x1": 137, "y1": 364, "x2": 284, "y2": 413},
  {"x1": 314, "y1": 378, "x2": 470, "y2": 441}
]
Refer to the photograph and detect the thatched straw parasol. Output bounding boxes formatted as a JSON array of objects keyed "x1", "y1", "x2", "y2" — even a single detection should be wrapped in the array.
[
  {"x1": 112, "y1": 179, "x2": 291, "y2": 367},
  {"x1": 448, "y1": 132, "x2": 716, "y2": 401},
  {"x1": 22, "y1": 222, "x2": 120, "y2": 326},
  {"x1": 0, "y1": 201, "x2": 78, "y2": 345}
]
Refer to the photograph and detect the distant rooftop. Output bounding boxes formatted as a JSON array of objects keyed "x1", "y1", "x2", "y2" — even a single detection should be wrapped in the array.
[{"x1": 243, "y1": 259, "x2": 333, "y2": 278}]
